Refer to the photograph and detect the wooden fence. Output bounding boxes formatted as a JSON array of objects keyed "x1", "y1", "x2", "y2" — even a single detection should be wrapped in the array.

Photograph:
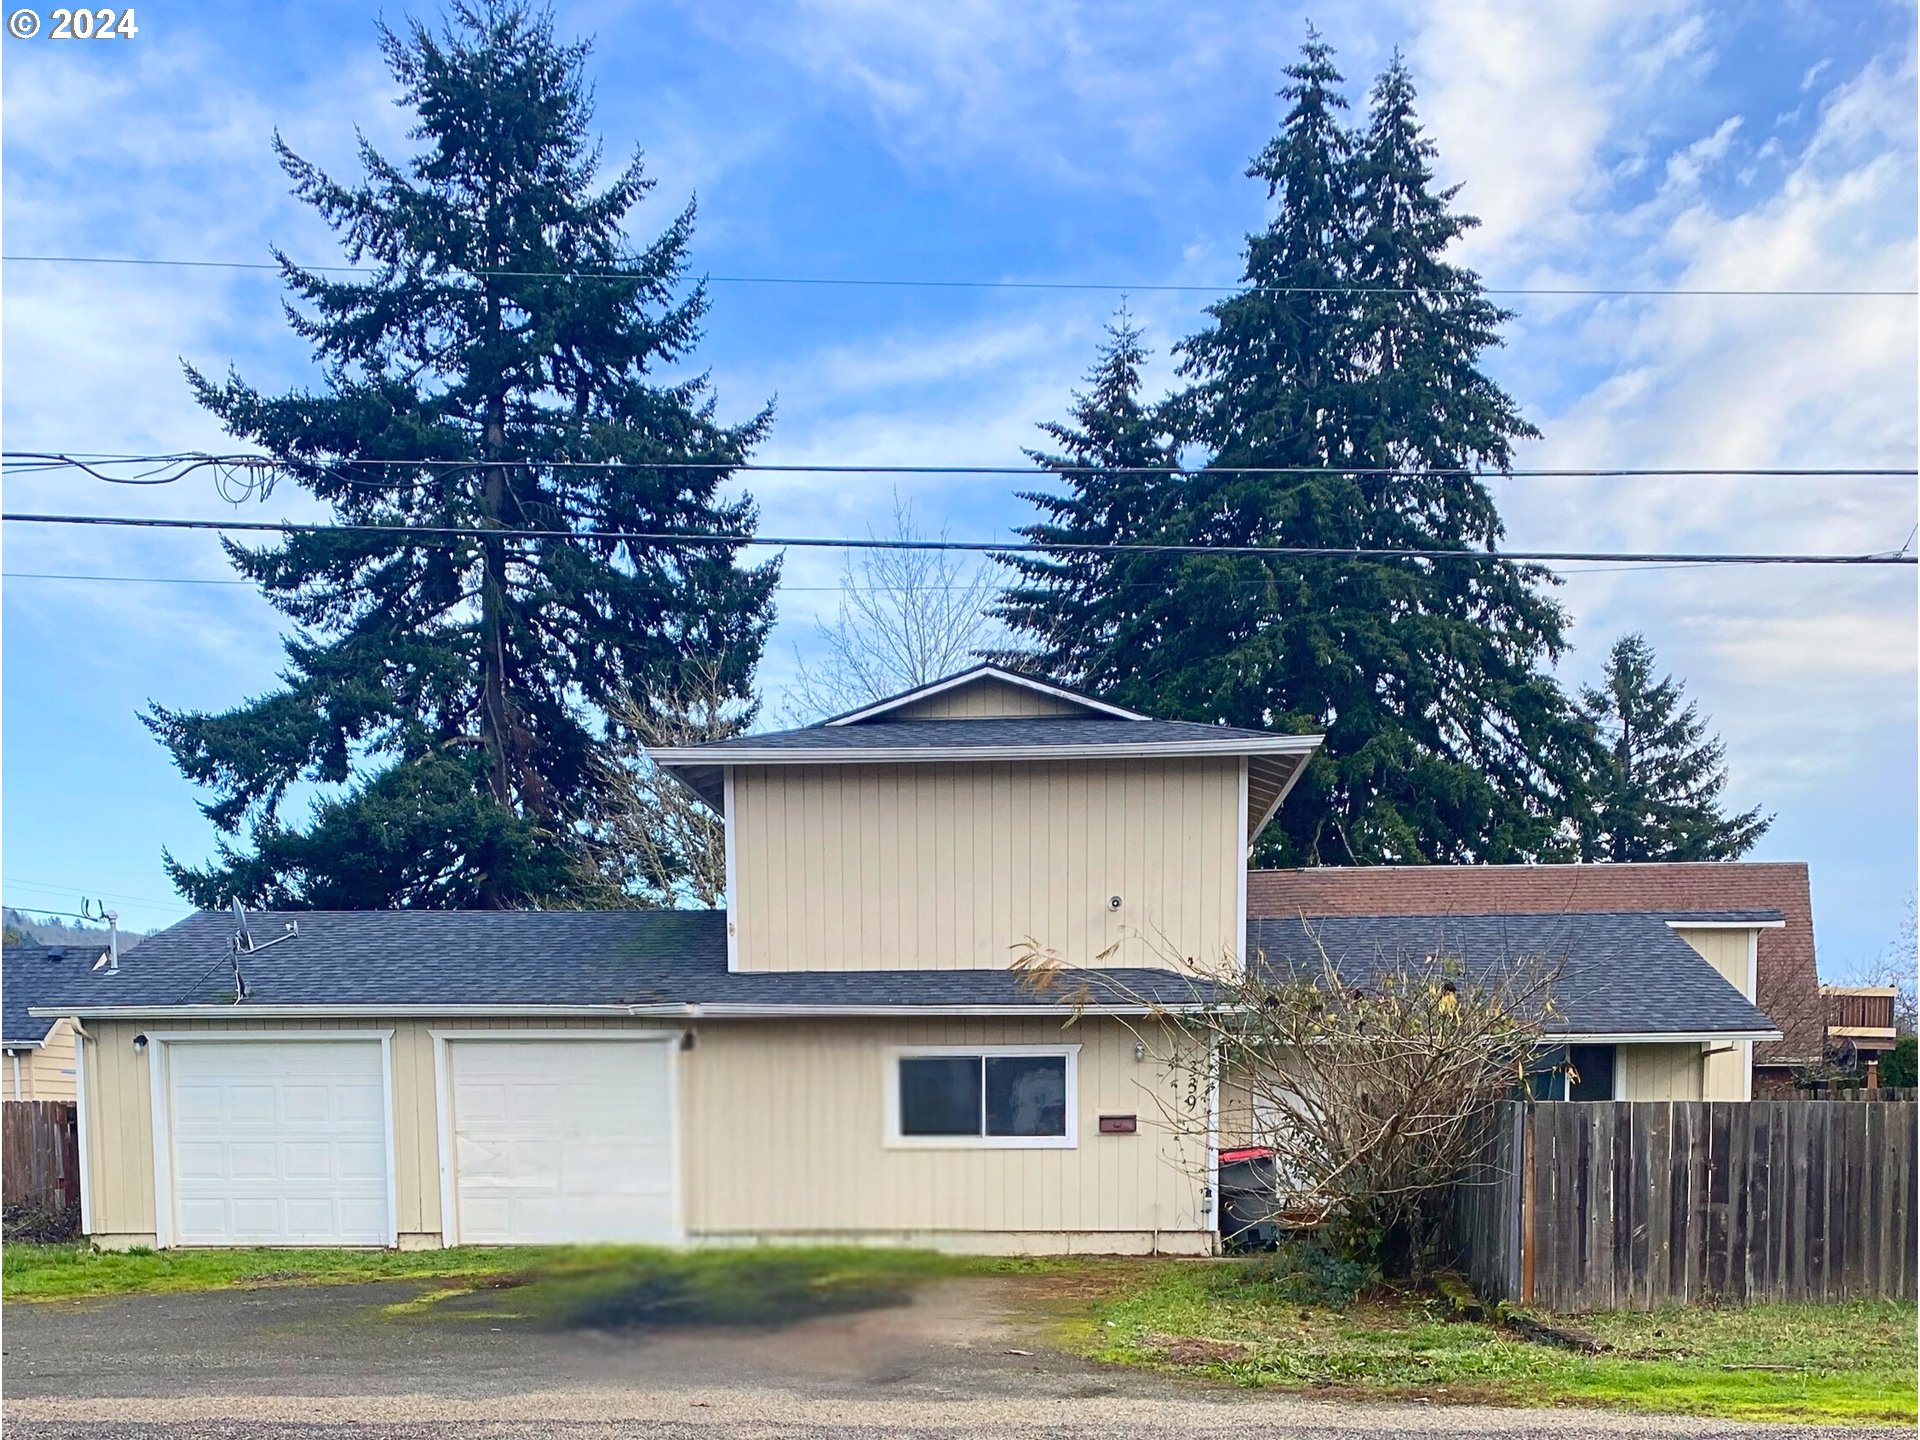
[
  {"x1": 2, "y1": 1100, "x2": 79, "y2": 1214},
  {"x1": 1455, "y1": 1100, "x2": 1917, "y2": 1312},
  {"x1": 1818, "y1": 1087, "x2": 1919, "y2": 1102}
]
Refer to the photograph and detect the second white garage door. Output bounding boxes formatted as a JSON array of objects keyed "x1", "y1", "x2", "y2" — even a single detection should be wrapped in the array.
[{"x1": 444, "y1": 1037, "x2": 677, "y2": 1244}]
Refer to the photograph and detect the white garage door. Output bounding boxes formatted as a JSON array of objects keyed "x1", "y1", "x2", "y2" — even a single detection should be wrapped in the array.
[
  {"x1": 167, "y1": 1040, "x2": 390, "y2": 1246},
  {"x1": 447, "y1": 1038, "x2": 676, "y2": 1245}
]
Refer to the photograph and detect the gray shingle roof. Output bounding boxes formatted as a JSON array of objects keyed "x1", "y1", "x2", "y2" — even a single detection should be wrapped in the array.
[
  {"x1": 33, "y1": 907, "x2": 1779, "y2": 1038},
  {"x1": 675, "y1": 717, "x2": 1291, "y2": 755},
  {"x1": 1245, "y1": 911, "x2": 1779, "y2": 1037},
  {"x1": 34, "y1": 910, "x2": 1200, "y2": 1014},
  {"x1": 5, "y1": 942, "x2": 108, "y2": 1045}
]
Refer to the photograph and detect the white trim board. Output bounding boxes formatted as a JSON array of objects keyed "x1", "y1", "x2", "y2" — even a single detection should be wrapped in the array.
[
  {"x1": 1235, "y1": 759, "x2": 1250, "y2": 975},
  {"x1": 50, "y1": 1001, "x2": 1192, "y2": 1021},
  {"x1": 723, "y1": 766, "x2": 739, "y2": 973},
  {"x1": 1663, "y1": 919, "x2": 1786, "y2": 930},
  {"x1": 649, "y1": 736, "x2": 1324, "y2": 766},
  {"x1": 1548, "y1": 1029, "x2": 1781, "y2": 1045},
  {"x1": 72, "y1": 1029, "x2": 93, "y2": 1235}
]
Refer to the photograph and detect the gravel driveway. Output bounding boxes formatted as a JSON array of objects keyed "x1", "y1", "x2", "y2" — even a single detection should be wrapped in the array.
[{"x1": 3, "y1": 1277, "x2": 1905, "y2": 1439}]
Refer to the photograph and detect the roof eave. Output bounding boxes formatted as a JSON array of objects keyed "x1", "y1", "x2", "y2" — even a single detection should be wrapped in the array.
[
  {"x1": 1664, "y1": 918, "x2": 1787, "y2": 930},
  {"x1": 1549, "y1": 1028, "x2": 1784, "y2": 1044},
  {"x1": 647, "y1": 735, "x2": 1326, "y2": 768},
  {"x1": 39, "y1": 1000, "x2": 1186, "y2": 1021}
]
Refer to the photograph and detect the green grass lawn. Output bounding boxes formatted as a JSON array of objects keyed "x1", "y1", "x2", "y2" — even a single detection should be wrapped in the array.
[{"x1": 1070, "y1": 1259, "x2": 1918, "y2": 1426}]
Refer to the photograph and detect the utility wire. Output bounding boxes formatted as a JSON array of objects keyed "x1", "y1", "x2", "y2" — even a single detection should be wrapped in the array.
[
  {"x1": 5, "y1": 510, "x2": 1913, "y2": 567},
  {"x1": 2, "y1": 878, "x2": 192, "y2": 910},
  {"x1": 4, "y1": 451, "x2": 1911, "y2": 480},
  {"x1": 2, "y1": 253, "x2": 1912, "y2": 298},
  {"x1": 0, "y1": 903, "x2": 116, "y2": 925},
  {"x1": 1, "y1": 560, "x2": 1740, "y2": 589}
]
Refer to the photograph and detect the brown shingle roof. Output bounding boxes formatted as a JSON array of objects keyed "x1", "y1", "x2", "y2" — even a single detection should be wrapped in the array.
[{"x1": 1247, "y1": 862, "x2": 1821, "y2": 1068}]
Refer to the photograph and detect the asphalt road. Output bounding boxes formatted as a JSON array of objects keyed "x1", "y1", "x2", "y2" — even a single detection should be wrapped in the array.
[{"x1": 3, "y1": 1277, "x2": 1907, "y2": 1439}]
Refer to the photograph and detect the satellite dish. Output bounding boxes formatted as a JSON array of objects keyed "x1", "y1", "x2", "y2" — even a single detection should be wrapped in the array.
[
  {"x1": 1833, "y1": 1035, "x2": 1860, "y2": 1075},
  {"x1": 230, "y1": 898, "x2": 254, "y2": 951}
]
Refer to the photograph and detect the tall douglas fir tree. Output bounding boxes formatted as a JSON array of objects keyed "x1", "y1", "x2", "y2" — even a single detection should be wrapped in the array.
[
  {"x1": 147, "y1": 2, "x2": 779, "y2": 909},
  {"x1": 994, "y1": 310, "x2": 1180, "y2": 683},
  {"x1": 1576, "y1": 633, "x2": 1771, "y2": 862},
  {"x1": 999, "y1": 38, "x2": 1589, "y2": 865}
]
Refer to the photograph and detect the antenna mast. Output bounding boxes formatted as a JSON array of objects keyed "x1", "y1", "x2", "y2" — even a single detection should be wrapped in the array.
[{"x1": 80, "y1": 898, "x2": 119, "y2": 974}]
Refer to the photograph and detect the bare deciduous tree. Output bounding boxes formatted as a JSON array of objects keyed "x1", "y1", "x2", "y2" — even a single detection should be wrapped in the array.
[
  {"x1": 1014, "y1": 930, "x2": 1559, "y2": 1275},
  {"x1": 784, "y1": 494, "x2": 1003, "y2": 722},
  {"x1": 588, "y1": 662, "x2": 749, "y2": 907},
  {"x1": 1839, "y1": 893, "x2": 1919, "y2": 1037}
]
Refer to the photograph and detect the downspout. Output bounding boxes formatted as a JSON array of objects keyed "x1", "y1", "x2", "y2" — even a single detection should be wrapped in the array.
[
  {"x1": 1206, "y1": 1035, "x2": 1221, "y2": 1254},
  {"x1": 11, "y1": 1051, "x2": 21, "y2": 1101}
]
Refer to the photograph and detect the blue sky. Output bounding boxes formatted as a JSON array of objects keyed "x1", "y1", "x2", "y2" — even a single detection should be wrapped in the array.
[{"x1": 3, "y1": 0, "x2": 1914, "y2": 972}]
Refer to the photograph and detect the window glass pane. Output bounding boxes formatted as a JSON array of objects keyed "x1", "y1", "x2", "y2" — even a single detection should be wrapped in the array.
[
  {"x1": 984, "y1": 1055, "x2": 1067, "y2": 1136},
  {"x1": 899, "y1": 1056, "x2": 982, "y2": 1135},
  {"x1": 1567, "y1": 1044, "x2": 1616, "y2": 1102}
]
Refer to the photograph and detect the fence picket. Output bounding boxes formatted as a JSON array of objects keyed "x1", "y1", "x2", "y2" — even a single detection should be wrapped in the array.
[
  {"x1": 2, "y1": 1100, "x2": 79, "y2": 1213},
  {"x1": 1455, "y1": 1099, "x2": 1916, "y2": 1312}
]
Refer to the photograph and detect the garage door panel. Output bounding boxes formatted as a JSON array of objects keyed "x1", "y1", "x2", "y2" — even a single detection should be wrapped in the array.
[
  {"x1": 231, "y1": 1142, "x2": 282, "y2": 1179},
  {"x1": 449, "y1": 1039, "x2": 675, "y2": 1245},
  {"x1": 279, "y1": 1084, "x2": 333, "y2": 1123},
  {"x1": 337, "y1": 1141, "x2": 388, "y2": 1180},
  {"x1": 166, "y1": 1040, "x2": 391, "y2": 1247},
  {"x1": 222, "y1": 1085, "x2": 279, "y2": 1124}
]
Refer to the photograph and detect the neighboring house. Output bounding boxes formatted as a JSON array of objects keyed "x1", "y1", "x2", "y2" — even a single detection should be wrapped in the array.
[
  {"x1": 36, "y1": 665, "x2": 1778, "y2": 1253},
  {"x1": 1249, "y1": 863, "x2": 1818, "y2": 1097},
  {"x1": 1820, "y1": 985, "x2": 1901, "y2": 1081},
  {"x1": 3, "y1": 942, "x2": 100, "y2": 1101}
]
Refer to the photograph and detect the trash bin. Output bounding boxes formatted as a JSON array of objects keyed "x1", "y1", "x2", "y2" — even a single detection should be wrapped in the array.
[{"x1": 1217, "y1": 1145, "x2": 1281, "y2": 1251}]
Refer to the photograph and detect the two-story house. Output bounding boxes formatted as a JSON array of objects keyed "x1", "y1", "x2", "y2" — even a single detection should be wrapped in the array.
[{"x1": 38, "y1": 665, "x2": 1779, "y2": 1253}]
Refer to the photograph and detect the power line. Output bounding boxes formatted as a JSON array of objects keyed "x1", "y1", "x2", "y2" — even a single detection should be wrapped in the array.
[
  {"x1": 1, "y1": 903, "x2": 115, "y2": 924},
  {"x1": 0, "y1": 559, "x2": 1741, "y2": 591},
  {"x1": 5, "y1": 509, "x2": 1913, "y2": 567},
  {"x1": 2, "y1": 252, "x2": 1912, "y2": 298},
  {"x1": 2, "y1": 878, "x2": 193, "y2": 911},
  {"x1": 4, "y1": 451, "x2": 1911, "y2": 480}
]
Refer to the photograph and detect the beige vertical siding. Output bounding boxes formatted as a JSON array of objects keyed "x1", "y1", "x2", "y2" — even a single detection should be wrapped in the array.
[
  {"x1": 1617, "y1": 1042, "x2": 1706, "y2": 1100},
  {"x1": 1673, "y1": 926, "x2": 1756, "y2": 1100},
  {"x1": 77, "y1": 1013, "x2": 1212, "y2": 1251},
  {"x1": 887, "y1": 679, "x2": 1089, "y2": 719},
  {"x1": 10, "y1": 1019, "x2": 77, "y2": 1101},
  {"x1": 681, "y1": 1016, "x2": 1208, "y2": 1241},
  {"x1": 732, "y1": 758, "x2": 1244, "y2": 973}
]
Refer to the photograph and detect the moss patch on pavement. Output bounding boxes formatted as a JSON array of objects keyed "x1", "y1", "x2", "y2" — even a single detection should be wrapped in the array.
[
  {"x1": 1072, "y1": 1258, "x2": 1918, "y2": 1426},
  {"x1": 2, "y1": 1241, "x2": 1008, "y2": 1321},
  {"x1": 3, "y1": 1242, "x2": 549, "y2": 1301},
  {"x1": 380, "y1": 1246, "x2": 998, "y2": 1330}
]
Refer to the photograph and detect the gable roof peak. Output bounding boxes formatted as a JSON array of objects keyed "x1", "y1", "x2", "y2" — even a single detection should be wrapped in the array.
[{"x1": 822, "y1": 663, "x2": 1150, "y2": 726}]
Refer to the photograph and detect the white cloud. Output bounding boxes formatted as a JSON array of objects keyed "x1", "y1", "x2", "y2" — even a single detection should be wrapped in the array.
[
  {"x1": 1403, "y1": 0, "x2": 1706, "y2": 270},
  {"x1": 1665, "y1": 115, "x2": 1745, "y2": 190}
]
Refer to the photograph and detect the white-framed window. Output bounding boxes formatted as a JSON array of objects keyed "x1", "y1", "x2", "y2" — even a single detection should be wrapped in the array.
[{"x1": 884, "y1": 1044, "x2": 1079, "y2": 1149}]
